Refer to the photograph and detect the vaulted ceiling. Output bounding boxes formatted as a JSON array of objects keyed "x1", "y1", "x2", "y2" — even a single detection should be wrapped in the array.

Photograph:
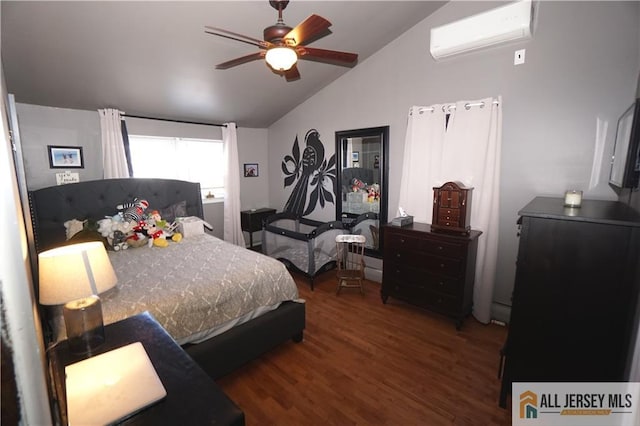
[{"x1": 1, "y1": 1, "x2": 445, "y2": 128}]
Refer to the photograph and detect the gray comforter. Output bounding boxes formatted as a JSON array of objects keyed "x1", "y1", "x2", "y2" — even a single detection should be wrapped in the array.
[{"x1": 96, "y1": 233, "x2": 299, "y2": 344}]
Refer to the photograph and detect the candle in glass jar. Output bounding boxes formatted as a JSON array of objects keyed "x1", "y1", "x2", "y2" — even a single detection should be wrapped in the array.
[{"x1": 564, "y1": 190, "x2": 583, "y2": 207}]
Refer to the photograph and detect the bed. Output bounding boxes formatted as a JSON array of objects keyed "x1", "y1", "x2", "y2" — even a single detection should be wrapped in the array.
[
  {"x1": 261, "y1": 212, "x2": 346, "y2": 290},
  {"x1": 29, "y1": 178, "x2": 305, "y2": 380}
]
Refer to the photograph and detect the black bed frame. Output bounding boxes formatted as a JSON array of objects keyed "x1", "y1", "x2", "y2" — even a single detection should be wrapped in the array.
[{"x1": 28, "y1": 178, "x2": 305, "y2": 380}]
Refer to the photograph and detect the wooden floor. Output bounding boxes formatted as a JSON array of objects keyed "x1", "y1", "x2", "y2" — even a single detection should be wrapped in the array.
[{"x1": 217, "y1": 271, "x2": 512, "y2": 425}]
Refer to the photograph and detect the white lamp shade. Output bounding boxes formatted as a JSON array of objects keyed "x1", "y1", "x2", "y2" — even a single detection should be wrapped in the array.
[
  {"x1": 38, "y1": 241, "x2": 117, "y2": 305},
  {"x1": 265, "y1": 47, "x2": 297, "y2": 71}
]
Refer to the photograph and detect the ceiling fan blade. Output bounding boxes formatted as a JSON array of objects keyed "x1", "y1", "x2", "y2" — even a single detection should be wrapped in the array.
[
  {"x1": 284, "y1": 14, "x2": 331, "y2": 46},
  {"x1": 284, "y1": 64, "x2": 301, "y2": 82},
  {"x1": 297, "y1": 46, "x2": 358, "y2": 66},
  {"x1": 216, "y1": 51, "x2": 265, "y2": 70},
  {"x1": 205, "y1": 26, "x2": 270, "y2": 49}
]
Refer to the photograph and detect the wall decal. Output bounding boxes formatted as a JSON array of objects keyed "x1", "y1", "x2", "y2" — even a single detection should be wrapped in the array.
[{"x1": 282, "y1": 129, "x2": 336, "y2": 216}]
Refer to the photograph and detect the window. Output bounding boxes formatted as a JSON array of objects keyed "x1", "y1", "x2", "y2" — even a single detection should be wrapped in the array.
[{"x1": 128, "y1": 135, "x2": 225, "y2": 199}]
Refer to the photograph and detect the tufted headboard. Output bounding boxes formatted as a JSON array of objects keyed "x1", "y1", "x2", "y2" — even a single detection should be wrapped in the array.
[{"x1": 29, "y1": 178, "x2": 204, "y2": 252}]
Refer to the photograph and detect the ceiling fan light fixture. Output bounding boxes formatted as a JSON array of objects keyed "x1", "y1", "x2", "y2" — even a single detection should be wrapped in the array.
[{"x1": 265, "y1": 46, "x2": 297, "y2": 71}]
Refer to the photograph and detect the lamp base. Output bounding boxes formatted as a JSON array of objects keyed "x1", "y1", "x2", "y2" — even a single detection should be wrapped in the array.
[{"x1": 63, "y1": 295, "x2": 105, "y2": 355}]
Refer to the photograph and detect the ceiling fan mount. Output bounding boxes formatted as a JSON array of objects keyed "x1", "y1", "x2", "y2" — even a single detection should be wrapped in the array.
[
  {"x1": 205, "y1": 0, "x2": 358, "y2": 81},
  {"x1": 268, "y1": 1, "x2": 289, "y2": 13},
  {"x1": 264, "y1": 1, "x2": 291, "y2": 42}
]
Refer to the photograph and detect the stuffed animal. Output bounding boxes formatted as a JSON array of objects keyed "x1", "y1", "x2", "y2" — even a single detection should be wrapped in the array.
[
  {"x1": 126, "y1": 232, "x2": 148, "y2": 248},
  {"x1": 145, "y1": 210, "x2": 182, "y2": 246},
  {"x1": 367, "y1": 187, "x2": 376, "y2": 203},
  {"x1": 351, "y1": 178, "x2": 366, "y2": 192},
  {"x1": 97, "y1": 215, "x2": 134, "y2": 249},
  {"x1": 117, "y1": 198, "x2": 149, "y2": 224},
  {"x1": 143, "y1": 220, "x2": 168, "y2": 248},
  {"x1": 112, "y1": 230, "x2": 129, "y2": 251}
]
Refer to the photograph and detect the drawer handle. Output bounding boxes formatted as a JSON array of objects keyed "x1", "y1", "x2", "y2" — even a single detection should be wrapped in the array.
[
  {"x1": 438, "y1": 281, "x2": 444, "y2": 287},
  {"x1": 437, "y1": 298, "x2": 443, "y2": 304},
  {"x1": 437, "y1": 246, "x2": 443, "y2": 251},
  {"x1": 440, "y1": 263, "x2": 445, "y2": 268},
  {"x1": 400, "y1": 238, "x2": 405, "y2": 244},
  {"x1": 397, "y1": 254, "x2": 402, "y2": 258}
]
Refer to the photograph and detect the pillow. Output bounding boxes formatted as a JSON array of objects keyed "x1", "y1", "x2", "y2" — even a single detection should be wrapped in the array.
[
  {"x1": 159, "y1": 200, "x2": 187, "y2": 222},
  {"x1": 64, "y1": 219, "x2": 86, "y2": 240}
]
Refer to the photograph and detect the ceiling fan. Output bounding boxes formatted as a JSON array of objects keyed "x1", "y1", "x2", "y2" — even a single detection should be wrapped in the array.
[{"x1": 205, "y1": 0, "x2": 358, "y2": 82}]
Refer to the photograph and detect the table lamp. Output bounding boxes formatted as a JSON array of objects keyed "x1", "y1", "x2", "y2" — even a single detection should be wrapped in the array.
[{"x1": 38, "y1": 241, "x2": 117, "y2": 355}]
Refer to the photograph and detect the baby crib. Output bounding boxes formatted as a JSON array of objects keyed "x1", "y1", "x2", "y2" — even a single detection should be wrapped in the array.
[{"x1": 262, "y1": 212, "x2": 346, "y2": 290}]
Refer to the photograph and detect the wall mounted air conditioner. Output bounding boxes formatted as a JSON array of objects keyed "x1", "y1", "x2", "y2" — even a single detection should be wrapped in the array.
[{"x1": 430, "y1": 0, "x2": 533, "y2": 60}]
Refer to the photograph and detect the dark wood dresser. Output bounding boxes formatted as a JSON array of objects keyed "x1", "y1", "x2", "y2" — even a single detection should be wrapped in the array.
[
  {"x1": 499, "y1": 197, "x2": 640, "y2": 407},
  {"x1": 381, "y1": 222, "x2": 481, "y2": 329}
]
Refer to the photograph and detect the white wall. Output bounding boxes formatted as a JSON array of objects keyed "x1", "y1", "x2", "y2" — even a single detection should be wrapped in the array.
[
  {"x1": 267, "y1": 1, "x2": 640, "y2": 320},
  {"x1": 16, "y1": 103, "x2": 102, "y2": 189},
  {"x1": 1, "y1": 70, "x2": 52, "y2": 424}
]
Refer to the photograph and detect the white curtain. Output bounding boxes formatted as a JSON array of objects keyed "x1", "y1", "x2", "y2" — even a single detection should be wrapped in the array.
[
  {"x1": 222, "y1": 123, "x2": 246, "y2": 246},
  {"x1": 98, "y1": 108, "x2": 129, "y2": 178},
  {"x1": 398, "y1": 105, "x2": 447, "y2": 222},
  {"x1": 398, "y1": 97, "x2": 502, "y2": 323}
]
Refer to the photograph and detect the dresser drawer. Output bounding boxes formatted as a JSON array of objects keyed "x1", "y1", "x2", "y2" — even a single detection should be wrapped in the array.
[
  {"x1": 385, "y1": 281, "x2": 460, "y2": 314},
  {"x1": 387, "y1": 251, "x2": 462, "y2": 277},
  {"x1": 386, "y1": 233, "x2": 465, "y2": 258},
  {"x1": 438, "y1": 208, "x2": 460, "y2": 220},
  {"x1": 434, "y1": 218, "x2": 461, "y2": 230},
  {"x1": 384, "y1": 262, "x2": 461, "y2": 295}
]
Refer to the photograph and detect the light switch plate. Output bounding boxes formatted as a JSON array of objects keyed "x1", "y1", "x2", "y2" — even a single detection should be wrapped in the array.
[{"x1": 514, "y1": 49, "x2": 526, "y2": 65}]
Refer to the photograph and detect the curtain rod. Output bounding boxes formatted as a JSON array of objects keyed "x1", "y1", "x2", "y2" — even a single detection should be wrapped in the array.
[
  {"x1": 417, "y1": 100, "x2": 500, "y2": 114},
  {"x1": 123, "y1": 113, "x2": 227, "y2": 128}
]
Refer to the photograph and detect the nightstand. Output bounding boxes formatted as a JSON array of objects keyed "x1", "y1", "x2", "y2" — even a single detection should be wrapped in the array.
[
  {"x1": 48, "y1": 312, "x2": 245, "y2": 425},
  {"x1": 241, "y1": 208, "x2": 276, "y2": 249}
]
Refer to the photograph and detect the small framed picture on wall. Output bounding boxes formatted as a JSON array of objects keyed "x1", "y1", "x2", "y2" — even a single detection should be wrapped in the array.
[
  {"x1": 48, "y1": 145, "x2": 84, "y2": 169},
  {"x1": 244, "y1": 163, "x2": 259, "y2": 177}
]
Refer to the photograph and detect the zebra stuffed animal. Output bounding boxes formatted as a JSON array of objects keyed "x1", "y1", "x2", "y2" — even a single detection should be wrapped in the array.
[{"x1": 117, "y1": 198, "x2": 149, "y2": 223}]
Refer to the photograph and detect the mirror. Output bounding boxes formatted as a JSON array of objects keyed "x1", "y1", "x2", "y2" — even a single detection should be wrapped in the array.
[{"x1": 335, "y1": 126, "x2": 389, "y2": 257}]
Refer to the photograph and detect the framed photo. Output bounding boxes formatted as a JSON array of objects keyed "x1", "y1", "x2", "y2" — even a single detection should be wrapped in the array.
[
  {"x1": 48, "y1": 145, "x2": 84, "y2": 169},
  {"x1": 244, "y1": 163, "x2": 259, "y2": 177},
  {"x1": 352, "y1": 151, "x2": 359, "y2": 162}
]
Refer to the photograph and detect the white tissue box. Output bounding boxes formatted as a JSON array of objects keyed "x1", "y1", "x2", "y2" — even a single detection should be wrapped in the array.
[
  {"x1": 176, "y1": 216, "x2": 205, "y2": 237},
  {"x1": 390, "y1": 215, "x2": 414, "y2": 227}
]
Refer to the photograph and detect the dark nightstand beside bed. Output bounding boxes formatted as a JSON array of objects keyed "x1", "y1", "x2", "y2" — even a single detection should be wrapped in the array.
[
  {"x1": 241, "y1": 208, "x2": 276, "y2": 250},
  {"x1": 48, "y1": 312, "x2": 245, "y2": 425}
]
